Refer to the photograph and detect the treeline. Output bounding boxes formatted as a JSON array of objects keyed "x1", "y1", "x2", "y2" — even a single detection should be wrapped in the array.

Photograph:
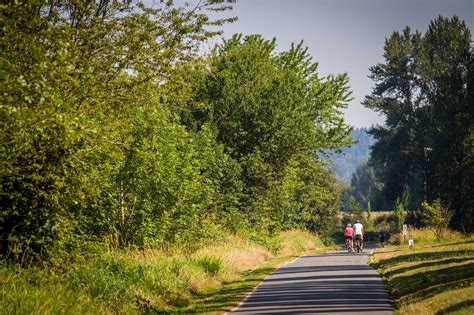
[
  {"x1": 350, "y1": 16, "x2": 473, "y2": 232},
  {"x1": 1, "y1": 1, "x2": 351, "y2": 261}
]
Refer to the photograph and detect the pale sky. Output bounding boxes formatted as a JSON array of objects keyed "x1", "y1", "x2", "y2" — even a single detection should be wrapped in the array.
[{"x1": 214, "y1": 0, "x2": 473, "y2": 127}]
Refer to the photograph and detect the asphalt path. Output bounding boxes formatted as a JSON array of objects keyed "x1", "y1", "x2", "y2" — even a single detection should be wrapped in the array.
[{"x1": 230, "y1": 244, "x2": 393, "y2": 314}]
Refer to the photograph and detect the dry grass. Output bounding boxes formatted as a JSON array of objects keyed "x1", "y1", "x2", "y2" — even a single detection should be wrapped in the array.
[
  {"x1": 195, "y1": 234, "x2": 273, "y2": 273},
  {"x1": 389, "y1": 228, "x2": 468, "y2": 247},
  {"x1": 276, "y1": 230, "x2": 322, "y2": 256}
]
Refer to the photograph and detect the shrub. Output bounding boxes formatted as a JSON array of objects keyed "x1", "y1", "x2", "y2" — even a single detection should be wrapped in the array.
[
  {"x1": 195, "y1": 256, "x2": 225, "y2": 277},
  {"x1": 393, "y1": 198, "x2": 406, "y2": 232},
  {"x1": 421, "y1": 199, "x2": 453, "y2": 239}
]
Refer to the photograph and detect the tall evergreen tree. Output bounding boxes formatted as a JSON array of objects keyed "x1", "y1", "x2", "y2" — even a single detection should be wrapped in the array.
[
  {"x1": 348, "y1": 161, "x2": 384, "y2": 210},
  {"x1": 417, "y1": 16, "x2": 472, "y2": 231},
  {"x1": 363, "y1": 27, "x2": 424, "y2": 208}
]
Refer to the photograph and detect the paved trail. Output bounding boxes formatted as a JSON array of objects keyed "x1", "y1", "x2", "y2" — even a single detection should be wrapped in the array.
[{"x1": 231, "y1": 245, "x2": 393, "y2": 314}]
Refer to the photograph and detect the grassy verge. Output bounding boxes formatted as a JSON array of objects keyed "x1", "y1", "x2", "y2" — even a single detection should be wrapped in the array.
[
  {"x1": 1, "y1": 230, "x2": 324, "y2": 314},
  {"x1": 371, "y1": 229, "x2": 474, "y2": 314}
]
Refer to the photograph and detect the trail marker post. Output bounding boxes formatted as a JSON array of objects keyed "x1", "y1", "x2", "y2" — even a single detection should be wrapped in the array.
[
  {"x1": 402, "y1": 224, "x2": 407, "y2": 243},
  {"x1": 408, "y1": 226, "x2": 414, "y2": 248}
]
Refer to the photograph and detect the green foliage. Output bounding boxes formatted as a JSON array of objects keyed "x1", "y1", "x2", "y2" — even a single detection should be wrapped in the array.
[
  {"x1": 195, "y1": 256, "x2": 225, "y2": 277},
  {"x1": 367, "y1": 201, "x2": 372, "y2": 220},
  {"x1": 345, "y1": 160, "x2": 384, "y2": 211},
  {"x1": 348, "y1": 196, "x2": 363, "y2": 218},
  {"x1": 341, "y1": 196, "x2": 366, "y2": 229},
  {"x1": 169, "y1": 34, "x2": 351, "y2": 235},
  {"x1": 394, "y1": 198, "x2": 406, "y2": 233},
  {"x1": 0, "y1": 0, "x2": 235, "y2": 258},
  {"x1": 365, "y1": 201, "x2": 375, "y2": 230},
  {"x1": 1, "y1": 2, "x2": 364, "y2": 313},
  {"x1": 1, "y1": 0, "x2": 350, "y2": 263},
  {"x1": 363, "y1": 26, "x2": 424, "y2": 209},
  {"x1": 82, "y1": 107, "x2": 225, "y2": 248},
  {"x1": 421, "y1": 199, "x2": 453, "y2": 239}
]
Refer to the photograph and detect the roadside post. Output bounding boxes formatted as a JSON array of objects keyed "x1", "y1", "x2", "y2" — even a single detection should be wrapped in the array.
[
  {"x1": 402, "y1": 224, "x2": 407, "y2": 243},
  {"x1": 408, "y1": 226, "x2": 414, "y2": 248}
]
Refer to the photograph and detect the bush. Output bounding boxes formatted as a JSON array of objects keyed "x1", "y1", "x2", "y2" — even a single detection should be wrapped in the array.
[
  {"x1": 421, "y1": 199, "x2": 453, "y2": 239},
  {"x1": 195, "y1": 256, "x2": 225, "y2": 277},
  {"x1": 393, "y1": 198, "x2": 406, "y2": 233}
]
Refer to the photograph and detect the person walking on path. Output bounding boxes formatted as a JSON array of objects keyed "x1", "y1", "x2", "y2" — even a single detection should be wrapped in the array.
[{"x1": 379, "y1": 228, "x2": 386, "y2": 247}]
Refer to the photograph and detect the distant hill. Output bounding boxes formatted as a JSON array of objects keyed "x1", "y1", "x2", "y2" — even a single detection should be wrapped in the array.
[{"x1": 331, "y1": 127, "x2": 375, "y2": 183}]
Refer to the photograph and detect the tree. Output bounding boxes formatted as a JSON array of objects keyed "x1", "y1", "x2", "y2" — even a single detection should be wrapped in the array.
[
  {"x1": 348, "y1": 160, "x2": 384, "y2": 210},
  {"x1": 1, "y1": 0, "x2": 358, "y2": 262},
  {"x1": 0, "y1": 0, "x2": 234, "y2": 258},
  {"x1": 393, "y1": 198, "x2": 406, "y2": 233},
  {"x1": 176, "y1": 34, "x2": 353, "y2": 231},
  {"x1": 417, "y1": 16, "x2": 472, "y2": 232},
  {"x1": 348, "y1": 196, "x2": 364, "y2": 218},
  {"x1": 363, "y1": 16, "x2": 473, "y2": 232},
  {"x1": 421, "y1": 199, "x2": 453, "y2": 239},
  {"x1": 363, "y1": 27, "x2": 425, "y2": 209}
]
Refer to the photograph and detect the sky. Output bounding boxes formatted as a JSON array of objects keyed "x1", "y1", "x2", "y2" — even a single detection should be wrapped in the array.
[{"x1": 212, "y1": 0, "x2": 474, "y2": 127}]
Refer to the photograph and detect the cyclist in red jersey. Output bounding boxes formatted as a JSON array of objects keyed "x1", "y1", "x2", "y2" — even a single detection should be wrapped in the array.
[{"x1": 344, "y1": 223, "x2": 354, "y2": 252}]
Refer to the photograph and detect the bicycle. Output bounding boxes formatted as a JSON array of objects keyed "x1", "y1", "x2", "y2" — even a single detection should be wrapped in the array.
[
  {"x1": 345, "y1": 237, "x2": 354, "y2": 252},
  {"x1": 354, "y1": 235, "x2": 363, "y2": 253}
]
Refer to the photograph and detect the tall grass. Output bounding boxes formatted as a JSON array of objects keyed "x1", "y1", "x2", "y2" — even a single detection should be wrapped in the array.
[
  {"x1": 276, "y1": 230, "x2": 324, "y2": 256},
  {"x1": 389, "y1": 227, "x2": 468, "y2": 246},
  {"x1": 1, "y1": 230, "x2": 322, "y2": 314},
  {"x1": 0, "y1": 264, "x2": 104, "y2": 315}
]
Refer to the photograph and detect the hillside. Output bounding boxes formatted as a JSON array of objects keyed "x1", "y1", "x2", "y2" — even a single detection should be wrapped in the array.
[{"x1": 331, "y1": 127, "x2": 375, "y2": 182}]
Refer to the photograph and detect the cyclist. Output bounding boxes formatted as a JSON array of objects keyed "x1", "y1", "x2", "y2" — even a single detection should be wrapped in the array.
[
  {"x1": 353, "y1": 220, "x2": 364, "y2": 253},
  {"x1": 344, "y1": 223, "x2": 354, "y2": 252}
]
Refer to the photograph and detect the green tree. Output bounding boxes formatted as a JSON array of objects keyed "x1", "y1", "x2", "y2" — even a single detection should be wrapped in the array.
[
  {"x1": 0, "y1": 0, "x2": 234, "y2": 258},
  {"x1": 257, "y1": 156, "x2": 344, "y2": 235},
  {"x1": 0, "y1": 0, "x2": 357, "y2": 261},
  {"x1": 348, "y1": 160, "x2": 384, "y2": 210},
  {"x1": 168, "y1": 34, "x2": 352, "y2": 234},
  {"x1": 363, "y1": 16, "x2": 473, "y2": 232},
  {"x1": 367, "y1": 200, "x2": 372, "y2": 220},
  {"x1": 417, "y1": 16, "x2": 472, "y2": 231},
  {"x1": 348, "y1": 196, "x2": 364, "y2": 219},
  {"x1": 197, "y1": 35, "x2": 352, "y2": 231},
  {"x1": 421, "y1": 199, "x2": 453, "y2": 239},
  {"x1": 393, "y1": 197, "x2": 406, "y2": 233},
  {"x1": 363, "y1": 27, "x2": 425, "y2": 209}
]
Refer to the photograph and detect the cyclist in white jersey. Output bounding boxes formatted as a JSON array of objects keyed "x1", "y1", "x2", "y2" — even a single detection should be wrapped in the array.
[{"x1": 353, "y1": 220, "x2": 364, "y2": 253}]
